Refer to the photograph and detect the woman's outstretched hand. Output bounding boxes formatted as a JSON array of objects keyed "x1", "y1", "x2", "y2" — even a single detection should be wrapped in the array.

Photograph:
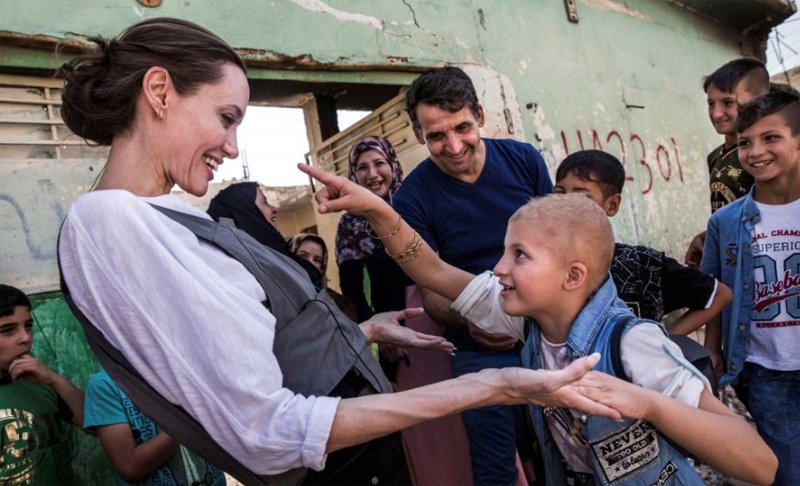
[
  {"x1": 298, "y1": 163, "x2": 385, "y2": 215},
  {"x1": 360, "y1": 308, "x2": 456, "y2": 355},
  {"x1": 490, "y1": 354, "x2": 623, "y2": 420}
]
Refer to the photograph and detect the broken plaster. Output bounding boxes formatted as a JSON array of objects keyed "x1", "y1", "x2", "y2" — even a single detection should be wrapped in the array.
[
  {"x1": 579, "y1": 0, "x2": 651, "y2": 22},
  {"x1": 285, "y1": 0, "x2": 384, "y2": 31}
]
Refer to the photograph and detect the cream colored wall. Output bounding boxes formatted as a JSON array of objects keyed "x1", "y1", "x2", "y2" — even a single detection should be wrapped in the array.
[{"x1": 275, "y1": 205, "x2": 317, "y2": 237}]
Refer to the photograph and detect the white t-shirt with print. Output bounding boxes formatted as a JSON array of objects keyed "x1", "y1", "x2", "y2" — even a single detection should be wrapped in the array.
[{"x1": 747, "y1": 198, "x2": 800, "y2": 370}]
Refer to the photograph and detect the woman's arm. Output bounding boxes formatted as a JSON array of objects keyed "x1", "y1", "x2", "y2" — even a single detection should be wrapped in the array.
[
  {"x1": 359, "y1": 308, "x2": 455, "y2": 354},
  {"x1": 328, "y1": 354, "x2": 620, "y2": 452},
  {"x1": 299, "y1": 164, "x2": 473, "y2": 301}
]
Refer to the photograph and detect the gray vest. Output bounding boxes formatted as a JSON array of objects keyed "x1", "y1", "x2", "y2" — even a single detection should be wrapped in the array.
[{"x1": 154, "y1": 206, "x2": 391, "y2": 396}]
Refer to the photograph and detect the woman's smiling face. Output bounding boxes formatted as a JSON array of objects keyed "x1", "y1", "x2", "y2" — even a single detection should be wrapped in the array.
[
  {"x1": 162, "y1": 62, "x2": 249, "y2": 196},
  {"x1": 354, "y1": 149, "x2": 394, "y2": 199}
]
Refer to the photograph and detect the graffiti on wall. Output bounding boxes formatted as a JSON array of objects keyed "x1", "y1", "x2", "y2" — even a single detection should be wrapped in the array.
[
  {"x1": 559, "y1": 128, "x2": 684, "y2": 195},
  {"x1": 0, "y1": 184, "x2": 64, "y2": 261}
]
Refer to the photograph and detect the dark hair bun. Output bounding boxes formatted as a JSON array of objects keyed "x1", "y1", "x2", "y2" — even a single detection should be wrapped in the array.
[
  {"x1": 58, "y1": 37, "x2": 133, "y2": 145},
  {"x1": 57, "y1": 17, "x2": 245, "y2": 146}
]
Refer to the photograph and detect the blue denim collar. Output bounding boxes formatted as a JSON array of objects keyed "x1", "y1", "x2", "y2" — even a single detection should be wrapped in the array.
[
  {"x1": 565, "y1": 276, "x2": 619, "y2": 357},
  {"x1": 740, "y1": 187, "x2": 760, "y2": 225}
]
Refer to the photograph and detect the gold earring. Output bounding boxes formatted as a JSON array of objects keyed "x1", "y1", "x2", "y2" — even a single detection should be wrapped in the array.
[{"x1": 158, "y1": 110, "x2": 163, "y2": 119}]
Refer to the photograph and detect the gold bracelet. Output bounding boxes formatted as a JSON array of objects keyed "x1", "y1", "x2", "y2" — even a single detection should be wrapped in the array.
[
  {"x1": 368, "y1": 214, "x2": 402, "y2": 240},
  {"x1": 386, "y1": 231, "x2": 423, "y2": 263}
]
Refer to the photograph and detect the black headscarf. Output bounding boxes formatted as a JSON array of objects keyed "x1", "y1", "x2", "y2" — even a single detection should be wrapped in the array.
[
  {"x1": 207, "y1": 182, "x2": 289, "y2": 252},
  {"x1": 207, "y1": 182, "x2": 324, "y2": 289}
]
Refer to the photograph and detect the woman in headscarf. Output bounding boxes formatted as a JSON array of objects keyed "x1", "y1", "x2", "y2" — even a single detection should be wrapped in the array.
[
  {"x1": 207, "y1": 182, "x2": 284, "y2": 249},
  {"x1": 335, "y1": 136, "x2": 411, "y2": 323},
  {"x1": 288, "y1": 232, "x2": 328, "y2": 278},
  {"x1": 208, "y1": 182, "x2": 325, "y2": 289},
  {"x1": 287, "y1": 232, "x2": 360, "y2": 321},
  {"x1": 335, "y1": 137, "x2": 475, "y2": 484}
]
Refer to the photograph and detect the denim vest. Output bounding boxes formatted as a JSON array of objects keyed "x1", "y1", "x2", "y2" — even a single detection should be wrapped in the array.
[
  {"x1": 522, "y1": 278, "x2": 703, "y2": 486},
  {"x1": 700, "y1": 191, "x2": 758, "y2": 386}
]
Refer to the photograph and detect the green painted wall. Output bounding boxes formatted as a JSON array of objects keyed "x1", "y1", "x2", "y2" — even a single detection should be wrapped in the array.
[
  {"x1": 480, "y1": 0, "x2": 756, "y2": 253},
  {"x1": 0, "y1": 0, "x2": 776, "y2": 260},
  {"x1": 28, "y1": 294, "x2": 114, "y2": 484}
]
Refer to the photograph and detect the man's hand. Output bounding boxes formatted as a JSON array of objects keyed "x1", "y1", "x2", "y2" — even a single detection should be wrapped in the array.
[
  {"x1": 685, "y1": 231, "x2": 706, "y2": 268},
  {"x1": 361, "y1": 308, "x2": 456, "y2": 354},
  {"x1": 8, "y1": 354, "x2": 56, "y2": 385},
  {"x1": 468, "y1": 321, "x2": 517, "y2": 351}
]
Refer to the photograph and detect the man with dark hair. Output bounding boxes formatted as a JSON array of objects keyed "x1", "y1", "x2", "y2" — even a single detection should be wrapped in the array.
[
  {"x1": 404, "y1": 66, "x2": 482, "y2": 132},
  {"x1": 393, "y1": 66, "x2": 552, "y2": 486},
  {"x1": 685, "y1": 58, "x2": 769, "y2": 268}
]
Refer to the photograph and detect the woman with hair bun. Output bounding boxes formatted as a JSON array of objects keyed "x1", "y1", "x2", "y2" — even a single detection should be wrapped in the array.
[{"x1": 57, "y1": 17, "x2": 618, "y2": 484}]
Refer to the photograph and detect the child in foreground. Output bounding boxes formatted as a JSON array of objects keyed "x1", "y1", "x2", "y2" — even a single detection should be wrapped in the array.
[
  {"x1": 0, "y1": 284, "x2": 84, "y2": 484},
  {"x1": 702, "y1": 90, "x2": 800, "y2": 484},
  {"x1": 299, "y1": 164, "x2": 777, "y2": 485}
]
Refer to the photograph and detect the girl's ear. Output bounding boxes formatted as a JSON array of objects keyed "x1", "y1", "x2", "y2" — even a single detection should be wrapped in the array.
[{"x1": 564, "y1": 261, "x2": 588, "y2": 291}]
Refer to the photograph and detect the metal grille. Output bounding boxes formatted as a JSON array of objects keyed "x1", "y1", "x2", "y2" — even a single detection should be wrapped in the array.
[{"x1": 0, "y1": 73, "x2": 108, "y2": 160}]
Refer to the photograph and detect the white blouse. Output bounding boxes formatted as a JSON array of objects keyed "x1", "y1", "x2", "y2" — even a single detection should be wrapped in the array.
[{"x1": 59, "y1": 190, "x2": 339, "y2": 474}]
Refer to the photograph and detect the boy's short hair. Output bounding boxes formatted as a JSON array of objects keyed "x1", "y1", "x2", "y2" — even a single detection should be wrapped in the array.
[
  {"x1": 703, "y1": 58, "x2": 769, "y2": 96},
  {"x1": 510, "y1": 194, "x2": 615, "y2": 291},
  {"x1": 405, "y1": 66, "x2": 481, "y2": 130},
  {"x1": 0, "y1": 284, "x2": 31, "y2": 318},
  {"x1": 736, "y1": 90, "x2": 800, "y2": 135},
  {"x1": 555, "y1": 149, "x2": 625, "y2": 198},
  {"x1": 770, "y1": 82, "x2": 800, "y2": 97}
]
